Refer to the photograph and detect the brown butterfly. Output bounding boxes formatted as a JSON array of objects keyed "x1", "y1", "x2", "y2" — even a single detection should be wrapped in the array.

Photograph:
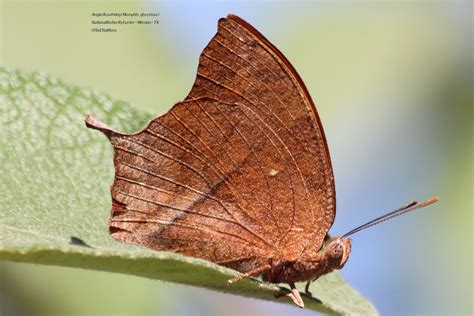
[{"x1": 86, "y1": 14, "x2": 438, "y2": 308}]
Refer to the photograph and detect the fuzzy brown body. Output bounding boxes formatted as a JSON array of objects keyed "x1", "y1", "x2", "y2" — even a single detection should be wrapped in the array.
[
  {"x1": 226, "y1": 237, "x2": 352, "y2": 284},
  {"x1": 263, "y1": 257, "x2": 328, "y2": 284},
  {"x1": 265, "y1": 256, "x2": 329, "y2": 284}
]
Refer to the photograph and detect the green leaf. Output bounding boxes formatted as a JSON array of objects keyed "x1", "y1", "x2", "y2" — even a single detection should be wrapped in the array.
[{"x1": 0, "y1": 67, "x2": 377, "y2": 315}]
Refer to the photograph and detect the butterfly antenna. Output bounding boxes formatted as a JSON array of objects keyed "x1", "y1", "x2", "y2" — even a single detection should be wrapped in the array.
[{"x1": 342, "y1": 197, "x2": 439, "y2": 238}]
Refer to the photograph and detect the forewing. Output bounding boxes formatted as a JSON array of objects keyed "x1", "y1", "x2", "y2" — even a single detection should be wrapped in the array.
[
  {"x1": 89, "y1": 15, "x2": 335, "y2": 263},
  {"x1": 185, "y1": 15, "x2": 336, "y2": 255}
]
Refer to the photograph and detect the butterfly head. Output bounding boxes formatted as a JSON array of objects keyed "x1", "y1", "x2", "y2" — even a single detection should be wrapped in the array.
[{"x1": 324, "y1": 236, "x2": 352, "y2": 269}]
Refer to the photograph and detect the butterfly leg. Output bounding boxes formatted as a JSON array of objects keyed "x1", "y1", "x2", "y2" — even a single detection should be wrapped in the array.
[
  {"x1": 227, "y1": 264, "x2": 271, "y2": 284},
  {"x1": 275, "y1": 282, "x2": 304, "y2": 308},
  {"x1": 304, "y1": 280, "x2": 312, "y2": 295}
]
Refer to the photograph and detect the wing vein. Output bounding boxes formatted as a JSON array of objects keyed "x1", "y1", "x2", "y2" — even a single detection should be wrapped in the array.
[
  {"x1": 163, "y1": 108, "x2": 271, "y2": 230},
  {"x1": 186, "y1": 100, "x2": 274, "y2": 215},
  {"x1": 114, "y1": 189, "x2": 240, "y2": 224},
  {"x1": 202, "y1": 49, "x2": 296, "y2": 122},
  {"x1": 111, "y1": 216, "x2": 261, "y2": 249},
  {"x1": 115, "y1": 140, "x2": 212, "y2": 191},
  {"x1": 115, "y1": 175, "x2": 196, "y2": 202},
  {"x1": 211, "y1": 101, "x2": 282, "y2": 231},
  {"x1": 119, "y1": 160, "x2": 276, "y2": 249}
]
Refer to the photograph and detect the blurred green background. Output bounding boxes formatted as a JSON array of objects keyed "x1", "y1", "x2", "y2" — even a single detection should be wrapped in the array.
[{"x1": 1, "y1": 1, "x2": 472, "y2": 315}]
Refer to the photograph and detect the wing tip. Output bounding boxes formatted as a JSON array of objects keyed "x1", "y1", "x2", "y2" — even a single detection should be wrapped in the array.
[{"x1": 226, "y1": 14, "x2": 253, "y2": 30}]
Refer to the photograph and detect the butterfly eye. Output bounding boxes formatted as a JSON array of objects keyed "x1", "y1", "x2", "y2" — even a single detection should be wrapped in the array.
[{"x1": 331, "y1": 243, "x2": 343, "y2": 258}]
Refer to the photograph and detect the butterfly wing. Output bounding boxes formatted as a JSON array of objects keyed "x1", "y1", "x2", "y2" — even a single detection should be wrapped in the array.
[
  {"x1": 90, "y1": 14, "x2": 335, "y2": 266},
  {"x1": 186, "y1": 15, "x2": 336, "y2": 255}
]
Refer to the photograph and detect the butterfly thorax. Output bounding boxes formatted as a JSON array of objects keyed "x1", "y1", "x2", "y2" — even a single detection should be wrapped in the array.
[{"x1": 262, "y1": 237, "x2": 352, "y2": 284}]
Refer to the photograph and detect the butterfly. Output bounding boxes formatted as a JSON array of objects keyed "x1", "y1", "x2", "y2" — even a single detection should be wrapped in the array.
[{"x1": 86, "y1": 14, "x2": 438, "y2": 308}]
